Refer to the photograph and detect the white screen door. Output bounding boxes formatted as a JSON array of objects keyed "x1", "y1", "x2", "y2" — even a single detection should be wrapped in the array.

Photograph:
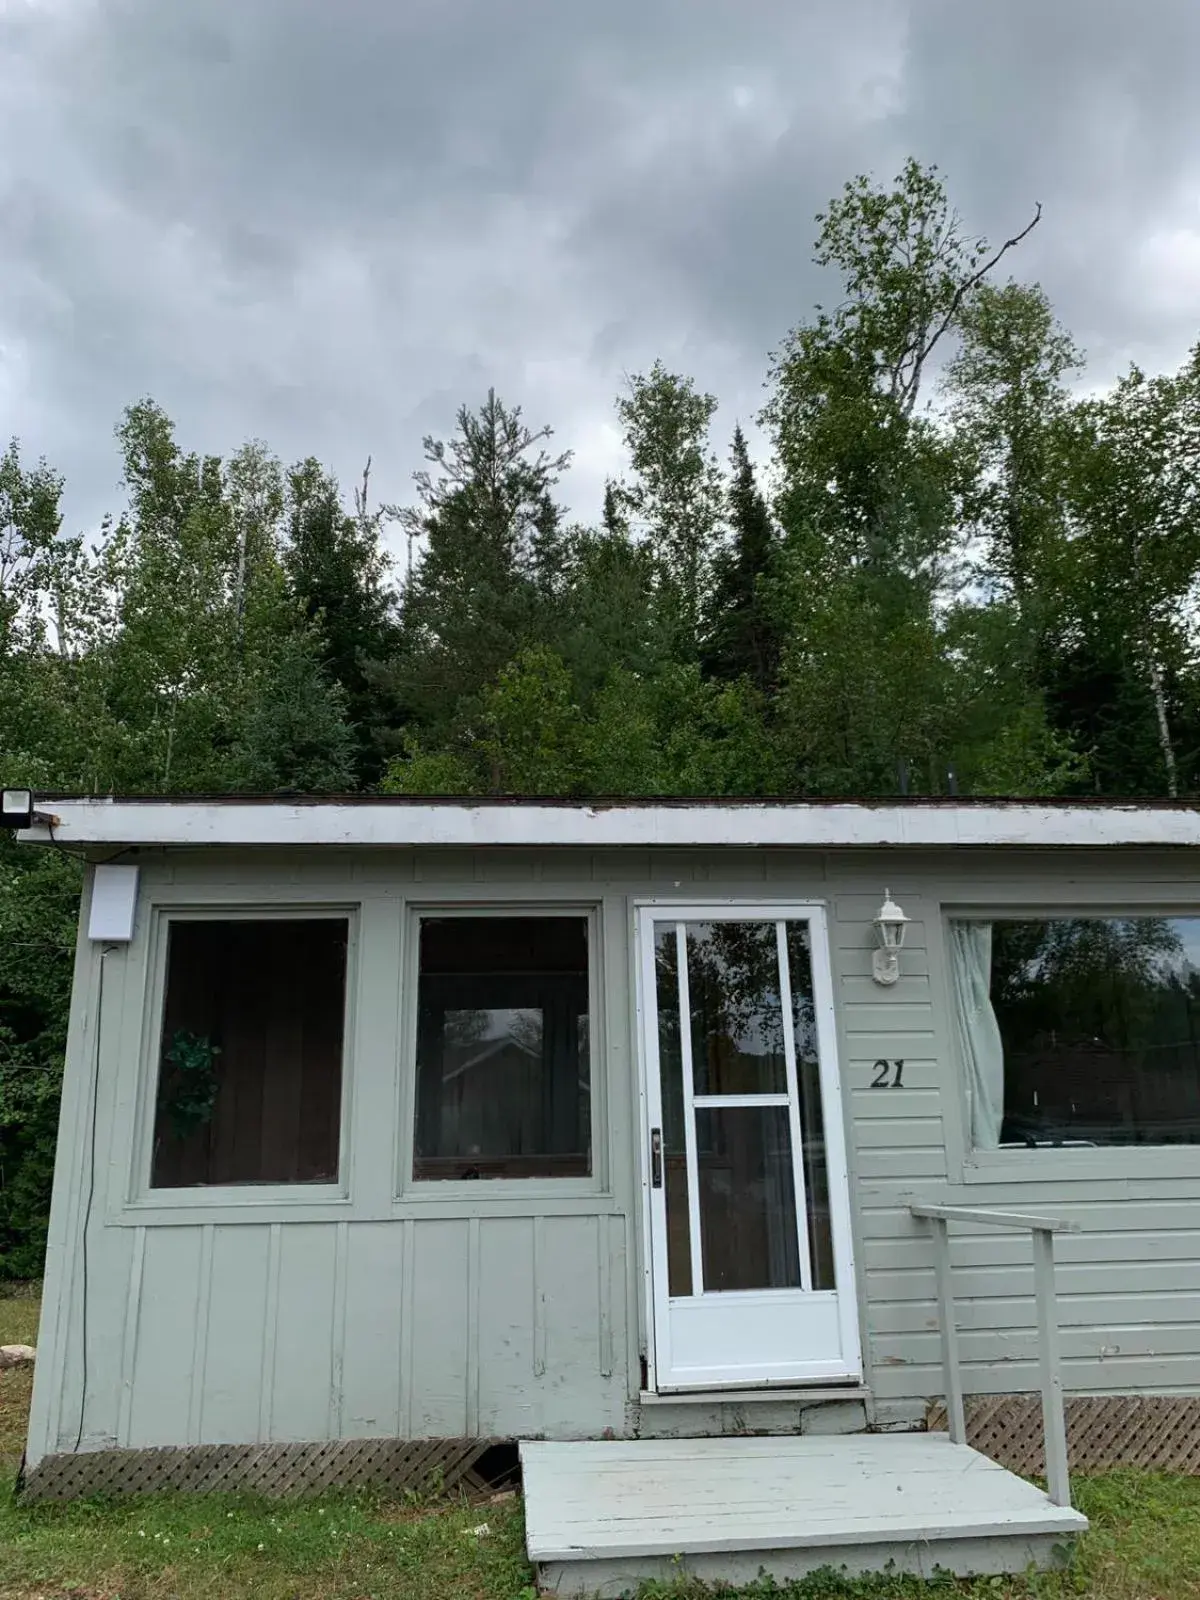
[{"x1": 637, "y1": 903, "x2": 861, "y2": 1391}]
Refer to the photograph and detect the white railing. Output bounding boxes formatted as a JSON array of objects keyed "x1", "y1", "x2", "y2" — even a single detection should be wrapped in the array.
[{"x1": 910, "y1": 1202, "x2": 1080, "y2": 1508}]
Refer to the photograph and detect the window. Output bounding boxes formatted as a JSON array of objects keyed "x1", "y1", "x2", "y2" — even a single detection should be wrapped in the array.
[
  {"x1": 951, "y1": 916, "x2": 1200, "y2": 1150},
  {"x1": 413, "y1": 916, "x2": 591, "y2": 1180},
  {"x1": 151, "y1": 918, "x2": 349, "y2": 1188}
]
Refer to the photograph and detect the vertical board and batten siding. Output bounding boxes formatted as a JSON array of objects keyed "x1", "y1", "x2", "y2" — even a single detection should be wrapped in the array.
[{"x1": 26, "y1": 844, "x2": 1200, "y2": 1466}]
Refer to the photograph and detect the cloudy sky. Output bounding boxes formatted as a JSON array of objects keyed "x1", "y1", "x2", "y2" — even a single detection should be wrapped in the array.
[{"x1": 2, "y1": 0, "x2": 1200, "y2": 547}]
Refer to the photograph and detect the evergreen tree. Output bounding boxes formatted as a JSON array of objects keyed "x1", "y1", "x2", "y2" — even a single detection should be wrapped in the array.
[
  {"x1": 375, "y1": 390, "x2": 571, "y2": 743},
  {"x1": 703, "y1": 427, "x2": 781, "y2": 692},
  {"x1": 233, "y1": 629, "x2": 358, "y2": 793},
  {"x1": 283, "y1": 458, "x2": 398, "y2": 783}
]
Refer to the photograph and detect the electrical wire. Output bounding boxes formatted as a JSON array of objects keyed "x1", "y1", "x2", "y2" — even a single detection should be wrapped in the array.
[
  {"x1": 72, "y1": 944, "x2": 113, "y2": 1455},
  {"x1": 46, "y1": 816, "x2": 133, "y2": 866}
]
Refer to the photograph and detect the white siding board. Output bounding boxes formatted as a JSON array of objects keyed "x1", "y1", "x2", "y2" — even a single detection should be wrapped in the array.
[
  {"x1": 409, "y1": 1220, "x2": 471, "y2": 1435},
  {"x1": 872, "y1": 1291, "x2": 1200, "y2": 1336},
  {"x1": 872, "y1": 1262, "x2": 1200, "y2": 1303},
  {"x1": 270, "y1": 1225, "x2": 338, "y2": 1442},
  {"x1": 850, "y1": 1090, "x2": 943, "y2": 1121},
  {"x1": 70, "y1": 1222, "x2": 135, "y2": 1450},
  {"x1": 127, "y1": 1227, "x2": 203, "y2": 1447},
  {"x1": 476, "y1": 1217, "x2": 539, "y2": 1436},
  {"x1": 340, "y1": 1223, "x2": 405, "y2": 1437},
  {"x1": 697, "y1": 851, "x2": 769, "y2": 883},
  {"x1": 840, "y1": 1007, "x2": 936, "y2": 1036},
  {"x1": 591, "y1": 851, "x2": 654, "y2": 882},
  {"x1": 840, "y1": 977, "x2": 932, "y2": 1007},
  {"x1": 872, "y1": 1322, "x2": 1200, "y2": 1368},
  {"x1": 854, "y1": 1119, "x2": 945, "y2": 1149},
  {"x1": 872, "y1": 1354, "x2": 1200, "y2": 1398},
  {"x1": 199, "y1": 1225, "x2": 271, "y2": 1443},
  {"x1": 842, "y1": 1034, "x2": 939, "y2": 1060},
  {"x1": 855, "y1": 1150, "x2": 948, "y2": 1181}
]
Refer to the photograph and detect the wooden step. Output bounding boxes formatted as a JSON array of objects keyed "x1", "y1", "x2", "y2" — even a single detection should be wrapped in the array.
[{"x1": 521, "y1": 1433, "x2": 1087, "y2": 1597}]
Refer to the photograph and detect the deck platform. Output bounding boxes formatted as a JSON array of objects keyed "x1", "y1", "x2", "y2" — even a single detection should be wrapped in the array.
[{"x1": 521, "y1": 1432, "x2": 1087, "y2": 1597}]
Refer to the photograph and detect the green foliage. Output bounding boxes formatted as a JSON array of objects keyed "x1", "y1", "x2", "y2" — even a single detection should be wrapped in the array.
[
  {"x1": 284, "y1": 457, "x2": 398, "y2": 782},
  {"x1": 160, "y1": 1030, "x2": 223, "y2": 1139},
  {"x1": 703, "y1": 427, "x2": 782, "y2": 692},
  {"x1": 4, "y1": 155, "x2": 1200, "y2": 1275},
  {"x1": 0, "y1": 837, "x2": 80, "y2": 1280},
  {"x1": 233, "y1": 628, "x2": 358, "y2": 793},
  {"x1": 615, "y1": 361, "x2": 726, "y2": 655}
]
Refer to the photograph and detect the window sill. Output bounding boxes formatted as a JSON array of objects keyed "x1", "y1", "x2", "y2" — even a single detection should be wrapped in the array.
[
  {"x1": 638, "y1": 1383, "x2": 870, "y2": 1406},
  {"x1": 116, "y1": 1185, "x2": 349, "y2": 1223},
  {"x1": 106, "y1": 1192, "x2": 623, "y2": 1227},
  {"x1": 397, "y1": 1177, "x2": 608, "y2": 1204},
  {"x1": 962, "y1": 1145, "x2": 1200, "y2": 1184}
]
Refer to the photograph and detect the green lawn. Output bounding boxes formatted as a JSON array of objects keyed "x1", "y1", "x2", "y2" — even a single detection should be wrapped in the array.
[{"x1": 4, "y1": 1288, "x2": 1200, "y2": 1599}]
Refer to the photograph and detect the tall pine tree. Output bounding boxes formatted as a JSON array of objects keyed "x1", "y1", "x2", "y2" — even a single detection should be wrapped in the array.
[{"x1": 703, "y1": 426, "x2": 781, "y2": 692}]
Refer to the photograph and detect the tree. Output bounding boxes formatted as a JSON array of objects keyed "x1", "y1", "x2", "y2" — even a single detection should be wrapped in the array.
[
  {"x1": 614, "y1": 362, "x2": 725, "y2": 655},
  {"x1": 232, "y1": 629, "x2": 357, "y2": 794},
  {"x1": 764, "y1": 161, "x2": 1050, "y2": 794},
  {"x1": 376, "y1": 390, "x2": 571, "y2": 741},
  {"x1": 283, "y1": 458, "x2": 397, "y2": 782},
  {"x1": 1050, "y1": 354, "x2": 1200, "y2": 796},
  {"x1": 948, "y1": 281, "x2": 1081, "y2": 602},
  {"x1": 0, "y1": 442, "x2": 67, "y2": 659},
  {"x1": 809, "y1": 157, "x2": 1041, "y2": 421},
  {"x1": 703, "y1": 427, "x2": 782, "y2": 691}
]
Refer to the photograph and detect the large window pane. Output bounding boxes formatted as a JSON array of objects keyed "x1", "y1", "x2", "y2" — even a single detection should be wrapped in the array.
[
  {"x1": 695, "y1": 1106, "x2": 802, "y2": 1291},
  {"x1": 955, "y1": 916, "x2": 1200, "y2": 1148},
  {"x1": 413, "y1": 917, "x2": 590, "y2": 1179},
  {"x1": 685, "y1": 921, "x2": 787, "y2": 1095},
  {"x1": 152, "y1": 918, "x2": 348, "y2": 1188}
]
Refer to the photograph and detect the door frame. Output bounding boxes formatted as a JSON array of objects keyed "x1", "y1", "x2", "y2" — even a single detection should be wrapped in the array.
[{"x1": 632, "y1": 897, "x2": 862, "y2": 1393}]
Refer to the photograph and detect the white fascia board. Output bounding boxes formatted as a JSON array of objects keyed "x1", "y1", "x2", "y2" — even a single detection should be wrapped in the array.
[{"x1": 16, "y1": 799, "x2": 1200, "y2": 850}]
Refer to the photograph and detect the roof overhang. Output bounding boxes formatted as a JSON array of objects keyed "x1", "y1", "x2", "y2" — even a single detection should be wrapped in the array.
[{"x1": 16, "y1": 796, "x2": 1200, "y2": 851}]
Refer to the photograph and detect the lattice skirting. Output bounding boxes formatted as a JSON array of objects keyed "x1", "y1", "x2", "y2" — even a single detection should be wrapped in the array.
[
  {"x1": 20, "y1": 1437, "x2": 509, "y2": 1503},
  {"x1": 926, "y1": 1394, "x2": 1200, "y2": 1475}
]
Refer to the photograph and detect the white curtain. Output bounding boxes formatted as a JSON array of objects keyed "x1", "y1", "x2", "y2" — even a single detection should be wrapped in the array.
[{"x1": 949, "y1": 922, "x2": 1005, "y2": 1150}]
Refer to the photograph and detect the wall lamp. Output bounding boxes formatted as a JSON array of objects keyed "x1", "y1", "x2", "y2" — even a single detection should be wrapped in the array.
[{"x1": 872, "y1": 889, "x2": 909, "y2": 986}]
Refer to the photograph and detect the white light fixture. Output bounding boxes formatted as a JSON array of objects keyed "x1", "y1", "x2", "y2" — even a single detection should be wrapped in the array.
[
  {"x1": 872, "y1": 889, "x2": 909, "y2": 986},
  {"x1": 0, "y1": 789, "x2": 33, "y2": 829}
]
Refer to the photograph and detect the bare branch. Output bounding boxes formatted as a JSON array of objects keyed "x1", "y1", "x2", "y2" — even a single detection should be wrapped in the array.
[
  {"x1": 354, "y1": 456, "x2": 373, "y2": 524},
  {"x1": 898, "y1": 203, "x2": 1043, "y2": 416}
]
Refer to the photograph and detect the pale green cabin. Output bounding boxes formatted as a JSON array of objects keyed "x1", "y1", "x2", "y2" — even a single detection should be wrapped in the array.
[{"x1": 18, "y1": 795, "x2": 1200, "y2": 1496}]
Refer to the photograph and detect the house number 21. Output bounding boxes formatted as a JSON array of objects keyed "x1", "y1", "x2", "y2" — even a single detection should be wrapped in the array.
[{"x1": 870, "y1": 1059, "x2": 905, "y2": 1088}]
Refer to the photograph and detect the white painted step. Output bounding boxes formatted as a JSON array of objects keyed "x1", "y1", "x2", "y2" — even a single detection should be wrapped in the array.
[{"x1": 521, "y1": 1433, "x2": 1087, "y2": 1597}]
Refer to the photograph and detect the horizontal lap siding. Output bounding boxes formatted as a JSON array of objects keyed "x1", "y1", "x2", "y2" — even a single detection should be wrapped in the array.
[{"x1": 833, "y1": 868, "x2": 1200, "y2": 1405}]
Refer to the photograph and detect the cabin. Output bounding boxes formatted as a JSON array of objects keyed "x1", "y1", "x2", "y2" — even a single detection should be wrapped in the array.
[{"x1": 14, "y1": 793, "x2": 1200, "y2": 1588}]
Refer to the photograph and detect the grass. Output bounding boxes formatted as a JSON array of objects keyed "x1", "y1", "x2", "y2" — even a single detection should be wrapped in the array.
[
  {"x1": 0, "y1": 1282, "x2": 40, "y2": 1478},
  {"x1": 3, "y1": 1288, "x2": 1200, "y2": 1598}
]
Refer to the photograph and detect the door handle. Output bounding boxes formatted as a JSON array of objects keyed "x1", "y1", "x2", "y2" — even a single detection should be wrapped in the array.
[{"x1": 650, "y1": 1127, "x2": 663, "y2": 1188}]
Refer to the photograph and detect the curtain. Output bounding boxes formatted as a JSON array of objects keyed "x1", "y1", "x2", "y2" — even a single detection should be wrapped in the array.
[{"x1": 949, "y1": 922, "x2": 1005, "y2": 1150}]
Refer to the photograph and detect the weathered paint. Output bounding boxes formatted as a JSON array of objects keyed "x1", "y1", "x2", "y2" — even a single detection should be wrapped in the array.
[
  {"x1": 25, "y1": 843, "x2": 1200, "y2": 1467},
  {"x1": 21, "y1": 796, "x2": 1200, "y2": 851},
  {"x1": 520, "y1": 1434, "x2": 1087, "y2": 1592}
]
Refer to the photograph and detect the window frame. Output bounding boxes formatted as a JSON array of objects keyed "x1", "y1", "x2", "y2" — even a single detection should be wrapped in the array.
[
  {"x1": 398, "y1": 901, "x2": 605, "y2": 1200},
  {"x1": 942, "y1": 902, "x2": 1200, "y2": 1184},
  {"x1": 129, "y1": 903, "x2": 360, "y2": 1210}
]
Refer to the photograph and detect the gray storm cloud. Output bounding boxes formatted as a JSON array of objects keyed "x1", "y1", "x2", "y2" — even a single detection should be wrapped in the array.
[{"x1": 1, "y1": 0, "x2": 1198, "y2": 538}]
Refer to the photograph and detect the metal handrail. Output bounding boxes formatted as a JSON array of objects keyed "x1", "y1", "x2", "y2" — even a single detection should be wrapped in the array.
[{"x1": 910, "y1": 1202, "x2": 1081, "y2": 1508}]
